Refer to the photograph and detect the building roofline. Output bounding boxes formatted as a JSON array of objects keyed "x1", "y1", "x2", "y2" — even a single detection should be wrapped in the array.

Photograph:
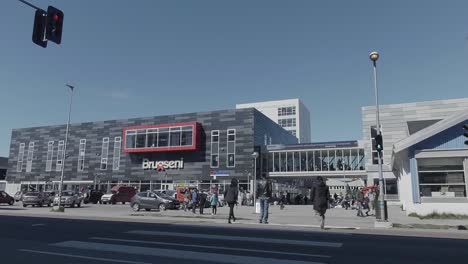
[{"x1": 362, "y1": 97, "x2": 468, "y2": 111}]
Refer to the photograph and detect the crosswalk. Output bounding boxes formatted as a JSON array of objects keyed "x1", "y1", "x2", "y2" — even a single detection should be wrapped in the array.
[{"x1": 18, "y1": 228, "x2": 344, "y2": 264}]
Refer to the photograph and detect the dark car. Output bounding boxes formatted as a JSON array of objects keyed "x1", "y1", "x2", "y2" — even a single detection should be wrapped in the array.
[
  {"x1": 83, "y1": 190, "x2": 104, "y2": 204},
  {"x1": 22, "y1": 192, "x2": 50, "y2": 207},
  {"x1": 0, "y1": 191, "x2": 15, "y2": 205},
  {"x1": 101, "y1": 186, "x2": 136, "y2": 205},
  {"x1": 130, "y1": 191, "x2": 180, "y2": 211}
]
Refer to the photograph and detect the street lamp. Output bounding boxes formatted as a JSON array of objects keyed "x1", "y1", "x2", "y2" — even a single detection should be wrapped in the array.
[
  {"x1": 252, "y1": 151, "x2": 259, "y2": 212},
  {"x1": 369, "y1": 52, "x2": 387, "y2": 223},
  {"x1": 57, "y1": 83, "x2": 74, "y2": 211}
]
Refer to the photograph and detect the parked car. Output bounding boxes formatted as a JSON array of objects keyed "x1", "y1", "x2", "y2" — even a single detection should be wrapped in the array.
[
  {"x1": 53, "y1": 191, "x2": 83, "y2": 208},
  {"x1": 101, "y1": 186, "x2": 136, "y2": 205},
  {"x1": 0, "y1": 191, "x2": 15, "y2": 205},
  {"x1": 22, "y1": 192, "x2": 50, "y2": 207},
  {"x1": 130, "y1": 191, "x2": 180, "y2": 211},
  {"x1": 83, "y1": 190, "x2": 104, "y2": 204},
  {"x1": 156, "y1": 190, "x2": 177, "y2": 200},
  {"x1": 14, "y1": 191, "x2": 24, "y2": 202}
]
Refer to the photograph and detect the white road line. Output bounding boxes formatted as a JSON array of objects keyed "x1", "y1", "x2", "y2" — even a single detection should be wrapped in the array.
[
  {"x1": 90, "y1": 237, "x2": 332, "y2": 259},
  {"x1": 52, "y1": 241, "x2": 326, "y2": 264},
  {"x1": 18, "y1": 249, "x2": 152, "y2": 264},
  {"x1": 126, "y1": 230, "x2": 343, "y2": 248},
  {"x1": 31, "y1": 224, "x2": 46, "y2": 226},
  {"x1": 237, "y1": 222, "x2": 358, "y2": 230}
]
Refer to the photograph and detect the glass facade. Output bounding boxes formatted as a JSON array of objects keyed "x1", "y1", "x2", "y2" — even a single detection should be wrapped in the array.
[
  {"x1": 124, "y1": 124, "x2": 195, "y2": 151},
  {"x1": 268, "y1": 148, "x2": 365, "y2": 172}
]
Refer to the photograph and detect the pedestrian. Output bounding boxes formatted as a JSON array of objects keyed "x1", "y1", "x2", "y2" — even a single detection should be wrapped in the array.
[
  {"x1": 224, "y1": 178, "x2": 239, "y2": 224},
  {"x1": 210, "y1": 193, "x2": 218, "y2": 215},
  {"x1": 367, "y1": 189, "x2": 376, "y2": 216},
  {"x1": 356, "y1": 188, "x2": 365, "y2": 217},
  {"x1": 183, "y1": 188, "x2": 191, "y2": 212},
  {"x1": 256, "y1": 175, "x2": 273, "y2": 224},
  {"x1": 311, "y1": 176, "x2": 330, "y2": 230},
  {"x1": 191, "y1": 189, "x2": 199, "y2": 214},
  {"x1": 279, "y1": 192, "x2": 285, "y2": 210},
  {"x1": 304, "y1": 195, "x2": 308, "y2": 205},
  {"x1": 199, "y1": 190, "x2": 207, "y2": 215}
]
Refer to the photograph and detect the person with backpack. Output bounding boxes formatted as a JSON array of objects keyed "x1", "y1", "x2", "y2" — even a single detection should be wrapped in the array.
[
  {"x1": 224, "y1": 179, "x2": 239, "y2": 224},
  {"x1": 256, "y1": 176, "x2": 273, "y2": 224},
  {"x1": 311, "y1": 176, "x2": 330, "y2": 230}
]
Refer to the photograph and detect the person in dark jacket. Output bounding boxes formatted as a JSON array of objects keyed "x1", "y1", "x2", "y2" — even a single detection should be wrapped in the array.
[
  {"x1": 224, "y1": 178, "x2": 239, "y2": 224},
  {"x1": 311, "y1": 176, "x2": 330, "y2": 230},
  {"x1": 191, "y1": 189, "x2": 199, "y2": 214},
  {"x1": 199, "y1": 191, "x2": 207, "y2": 215},
  {"x1": 356, "y1": 188, "x2": 365, "y2": 217},
  {"x1": 256, "y1": 176, "x2": 273, "y2": 224}
]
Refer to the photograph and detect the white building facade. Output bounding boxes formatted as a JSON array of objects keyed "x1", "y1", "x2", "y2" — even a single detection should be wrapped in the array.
[
  {"x1": 236, "y1": 99, "x2": 311, "y2": 143},
  {"x1": 362, "y1": 98, "x2": 468, "y2": 215}
]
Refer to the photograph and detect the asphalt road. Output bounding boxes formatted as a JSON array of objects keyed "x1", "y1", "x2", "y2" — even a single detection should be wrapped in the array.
[{"x1": 0, "y1": 215, "x2": 467, "y2": 264}]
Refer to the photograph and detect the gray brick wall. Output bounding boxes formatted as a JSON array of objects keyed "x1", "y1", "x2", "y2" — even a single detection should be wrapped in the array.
[{"x1": 7, "y1": 108, "x2": 291, "y2": 184}]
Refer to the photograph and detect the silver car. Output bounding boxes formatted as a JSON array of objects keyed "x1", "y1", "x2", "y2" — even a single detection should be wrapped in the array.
[
  {"x1": 53, "y1": 191, "x2": 83, "y2": 208},
  {"x1": 22, "y1": 192, "x2": 50, "y2": 207}
]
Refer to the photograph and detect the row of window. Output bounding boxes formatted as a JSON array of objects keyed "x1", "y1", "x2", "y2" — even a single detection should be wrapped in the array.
[
  {"x1": 125, "y1": 126, "x2": 193, "y2": 149},
  {"x1": 17, "y1": 137, "x2": 122, "y2": 173},
  {"x1": 268, "y1": 149, "x2": 365, "y2": 173},
  {"x1": 278, "y1": 106, "x2": 296, "y2": 116},
  {"x1": 278, "y1": 118, "x2": 296, "y2": 128},
  {"x1": 287, "y1": 129, "x2": 296, "y2": 136},
  {"x1": 210, "y1": 129, "x2": 236, "y2": 168}
]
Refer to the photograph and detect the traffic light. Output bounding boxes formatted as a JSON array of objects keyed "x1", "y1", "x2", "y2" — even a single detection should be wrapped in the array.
[
  {"x1": 375, "y1": 133, "x2": 383, "y2": 153},
  {"x1": 46, "y1": 6, "x2": 64, "y2": 44},
  {"x1": 32, "y1": 9, "x2": 47, "y2": 48},
  {"x1": 464, "y1": 124, "x2": 468, "y2": 146}
]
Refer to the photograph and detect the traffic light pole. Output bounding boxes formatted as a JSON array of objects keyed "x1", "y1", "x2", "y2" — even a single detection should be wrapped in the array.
[
  {"x1": 373, "y1": 60, "x2": 386, "y2": 223},
  {"x1": 17, "y1": 0, "x2": 40, "y2": 10}
]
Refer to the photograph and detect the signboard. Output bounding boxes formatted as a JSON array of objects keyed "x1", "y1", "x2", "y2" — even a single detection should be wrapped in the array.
[
  {"x1": 142, "y1": 158, "x2": 184, "y2": 170},
  {"x1": 210, "y1": 171, "x2": 230, "y2": 178}
]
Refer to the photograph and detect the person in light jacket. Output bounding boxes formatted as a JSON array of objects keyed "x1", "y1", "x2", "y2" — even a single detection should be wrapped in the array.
[
  {"x1": 210, "y1": 193, "x2": 218, "y2": 215},
  {"x1": 311, "y1": 176, "x2": 330, "y2": 230},
  {"x1": 224, "y1": 179, "x2": 239, "y2": 224}
]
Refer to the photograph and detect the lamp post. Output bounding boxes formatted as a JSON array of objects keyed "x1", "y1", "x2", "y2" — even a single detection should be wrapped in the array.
[
  {"x1": 57, "y1": 84, "x2": 74, "y2": 211},
  {"x1": 369, "y1": 52, "x2": 387, "y2": 223},
  {"x1": 252, "y1": 152, "x2": 259, "y2": 212}
]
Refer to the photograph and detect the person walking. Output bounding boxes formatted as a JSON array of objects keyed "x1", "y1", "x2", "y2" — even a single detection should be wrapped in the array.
[
  {"x1": 356, "y1": 188, "x2": 365, "y2": 217},
  {"x1": 367, "y1": 189, "x2": 375, "y2": 216},
  {"x1": 311, "y1": 176, "x2": 330, "y2": 230},
  {"x1": 183, "y1": 188, "x2": 191, "y2": 212},
  {"x1": 224, "y1": 179, "x2": 239, "y2": 224},
  {"x1": 199, "y1": 190, "x2": 207, "y2": 215},
  {"x1": 210, "y1": 193, "x2": 218, "y2": 215},
  {"x1": 256, "y1": 176, "x2": 273, "y2": 224},
  {"x1": 191, "y1": 189, "x2": 199, "y2": 214}
]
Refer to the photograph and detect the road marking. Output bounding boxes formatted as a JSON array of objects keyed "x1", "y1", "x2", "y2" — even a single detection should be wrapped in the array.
[
  {"x1": 90, "y1": 237, "x2": 332, "y2": 259},
  {"x1": 237, "y1": 222, "x2": 358, "y2": 230},
  {"x1": 18, "y1": 249, "x2": 152, "y2": 264},
  {"x1": 52, "y1": 241, "x2": 326, "y2": 264},
  {"x1": 126, "y1": 230, "x2": 343, "y2": 248},
  {"x1": 32, "y1": 224, "x2": 46, "y2": 227}
]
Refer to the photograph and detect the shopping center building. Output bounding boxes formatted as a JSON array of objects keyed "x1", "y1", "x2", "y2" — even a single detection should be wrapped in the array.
[{"x1": 5, "y1": 108, "x2": 296, "y2": 195}]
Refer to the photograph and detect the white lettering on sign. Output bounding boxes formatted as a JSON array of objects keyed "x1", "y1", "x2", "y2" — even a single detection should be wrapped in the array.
[{"x1": 142, "y1": 159, "x2": 184, "y2": 170}]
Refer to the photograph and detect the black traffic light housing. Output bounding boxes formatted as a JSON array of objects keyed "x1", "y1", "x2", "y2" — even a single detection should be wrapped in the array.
[
  {"x1": 464, "y1": 124, "x2": 468, "y2": 146},
  {"x1": 32, "y1": 9, "x2": 47, "y2": 48},
  {"x1": 46, "y1": 6, "x2": 64, "y2": 44},
  {"x1": 375, "y1": 133, "x2": 383, "y2": 153}
]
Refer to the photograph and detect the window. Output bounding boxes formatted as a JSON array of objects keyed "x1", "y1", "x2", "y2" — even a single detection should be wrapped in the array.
[
  {"x1": 46, "y1": 141, "x2": 54, "y2": 172},
  {"x1": 16, "y1": 143, "x2": 25, "y2": 172},
  {"x1": 278, "y1": 118, "x2": 296, "y2": 128},
  {"x1": 26, "y1": 142, "x2": 34, "y2": 172},
  {"x1": 181, "y1": 126, "x2": 193, "y2": 146},
  {"x1": 227, "y1": 129, "x2": 236, "y2": 167},
  {"x1": 170, "y1": 127, "x2": 181, "y2": 147},
  {"x1": 124, "y1": 124, "x2": 195, "y2": 151},
  {"x1": 370, "y1": 126, "x2": 383, "y2": 165},
  {"x1": 113, "y1": 137, "x2": 121, "y2": 170},
  {"x1": 101, "y1": 137, "x2": 109, "y2": 170},
  {"x1": 278, "y1": 106, "x2": 296, "y2": 116},
  {"x1": 210, "y1": 130, "x2": 219, "y2": 168},
  {"x1": 287, "y1": 129, "x2": 296, "y2": 136},
  {"x1": 418, "y1": 158, "x2": 466, "y2": 198},
  {"x1": 56, "y1": 140, "x2": 65, "y2": 172},
  {"x1": 77, "y1": 139, "x2": 86, "y2": 172}
]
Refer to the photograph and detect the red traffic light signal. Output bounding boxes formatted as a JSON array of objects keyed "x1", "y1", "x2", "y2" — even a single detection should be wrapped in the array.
[
  {"x1": 32, "y1": 9, "x2": 47, "y2": 48},
  {"x1": 46, "y1": 6, "x2": 64, "y2": 44}
]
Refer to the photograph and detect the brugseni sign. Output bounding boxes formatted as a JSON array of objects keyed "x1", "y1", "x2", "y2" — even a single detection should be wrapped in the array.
[{"x1": 142, "y1": 158, "x2": 184, "y2": 170}]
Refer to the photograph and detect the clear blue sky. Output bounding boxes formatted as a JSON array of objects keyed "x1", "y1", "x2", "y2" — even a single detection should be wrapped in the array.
[{"x1": 1, "y1": 0, "x2": 468, "y2": 157}]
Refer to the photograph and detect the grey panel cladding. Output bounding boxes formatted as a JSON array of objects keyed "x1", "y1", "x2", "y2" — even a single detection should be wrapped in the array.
[{"x1": 6, "y1": 108, "x2": 266, "y2": 183}]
